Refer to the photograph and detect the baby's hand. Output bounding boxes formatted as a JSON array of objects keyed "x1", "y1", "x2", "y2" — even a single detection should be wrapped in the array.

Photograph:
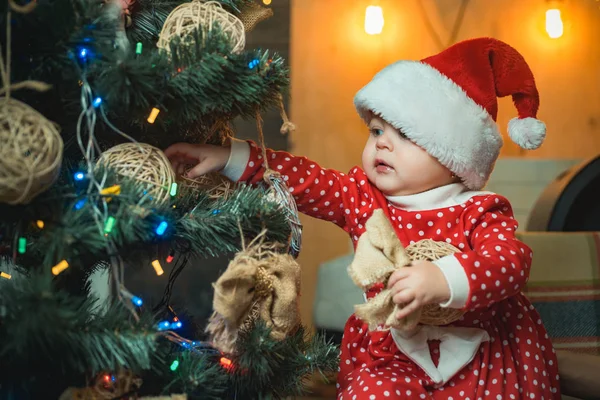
[
  {"x1": 164, "y1": 142, "x2": 231, "y2": 178},
  {"x1": 387, "y1": 260, "x2": 451, "y2": 320}
]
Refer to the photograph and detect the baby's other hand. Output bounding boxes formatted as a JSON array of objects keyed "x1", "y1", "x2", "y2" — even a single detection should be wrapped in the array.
[{"x1": 387, "y1": 260, "x2": 451, "y2": 320}]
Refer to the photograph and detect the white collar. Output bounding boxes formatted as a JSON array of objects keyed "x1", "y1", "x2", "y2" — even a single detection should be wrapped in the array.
[{"x1": 385, "y1": 183, "x2": 471, "y2": 211}]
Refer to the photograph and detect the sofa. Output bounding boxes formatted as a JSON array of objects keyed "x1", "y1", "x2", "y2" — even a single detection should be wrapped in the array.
[{"x1": 311, "y1": 231, "x2": 600, "y2": 400}]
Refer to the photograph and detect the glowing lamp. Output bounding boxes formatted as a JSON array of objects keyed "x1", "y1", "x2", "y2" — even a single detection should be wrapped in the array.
[
  {"x1": 545, "y1": 9, "x2": 563, "y2": 39},
  {"x1": 365, "y1": 6, "x2": 384, "y2": 35}
]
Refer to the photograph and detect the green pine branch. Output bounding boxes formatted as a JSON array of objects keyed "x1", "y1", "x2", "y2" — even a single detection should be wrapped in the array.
[
  {"x1": 0, "y1": 261, "x2": 162, "y2": 397},
  {"x1": 228, "y1": 323, "x2": 339, "y2": 398},
  {"x1": 5, "y1": 0, "x2": 288, "y2": 151},
  {"x1": 0, "y1": 164, "x2": 291, "y2": 275},
  {"x1": 150, "y1": 322, "x2": 339, "y2": 400},
  {"x1": 0, "y1": 260, "x2": 339, "y2": 399},
  {"x1": 93, "y1": 26, "x2": 288, "y2": 134}
]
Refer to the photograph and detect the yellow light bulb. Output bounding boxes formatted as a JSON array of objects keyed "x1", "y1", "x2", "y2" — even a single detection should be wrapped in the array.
[
  {"x1": 365, "y1": 5, "x2": 384, "y2": 35},
  {"x1": 147, "y1": 107, "x2": 160, "y2": 124},
  {"x1": 545, "y1": 9, "x2": 563, "y2": 39}
]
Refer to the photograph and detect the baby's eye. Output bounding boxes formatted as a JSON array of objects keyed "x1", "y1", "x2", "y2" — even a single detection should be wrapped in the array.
[{"x1": 370, "y1": 128, "x2": 384, "y2": 137}]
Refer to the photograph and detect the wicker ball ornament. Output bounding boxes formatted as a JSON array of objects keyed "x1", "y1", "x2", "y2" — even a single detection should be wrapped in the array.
[
  {"x1": 0, "y1": 98, "x2": 63, "y2": 205},
  {"x1": 406, "y1": 239, "x2": 466, "y2": 326},
  {"x1": 96, "y1": 143, "x2": 175, "y2": 204},
  {"x1": 157, "y1": 0, "x2": 245, "y2": 54}
]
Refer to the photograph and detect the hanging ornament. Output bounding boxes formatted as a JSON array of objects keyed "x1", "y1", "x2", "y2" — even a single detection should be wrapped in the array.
[
  {"x1": 0, "y1": 2, "x2": 63, "y2": 205},
  {"x1": 252, "y1": 111, "x2": 302, "y2": 257},
  {"x1": 348, "y1": 209, "x2": 465, "y2": 332},
  {"x1": 206, "y1": 233, "x2": 301, "y2": 354},
  {"x1": 157, "y1": 0, "x2": 245, "y2": 54},
  {"x1": 0, "y1": 98, "x2": 63, "y2": 204},
  {"x1": 238, "y1": 0, "x2": 273, "y2": 32},
  {"x1": 96, "y1": 143, "x2": 176, "y2": 204}
]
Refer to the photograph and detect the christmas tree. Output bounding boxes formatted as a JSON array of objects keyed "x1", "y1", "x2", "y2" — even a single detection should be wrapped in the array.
[{"x1": 0, "y1": 0, "x2": 338, "y2": 398}]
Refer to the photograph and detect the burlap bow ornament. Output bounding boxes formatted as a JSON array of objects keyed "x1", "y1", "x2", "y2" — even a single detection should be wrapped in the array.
[
  {"x1": 206, "y1": 235, "x2": 301, "y2": 354},
  {"x1": 348, "y1": 209, "x2": 464, "y2": 332}
]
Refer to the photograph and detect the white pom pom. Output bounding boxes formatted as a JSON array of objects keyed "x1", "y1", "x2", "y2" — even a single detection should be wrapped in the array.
[{"x1": 508, "y1": 117, "x2": 546, "y2": 150}]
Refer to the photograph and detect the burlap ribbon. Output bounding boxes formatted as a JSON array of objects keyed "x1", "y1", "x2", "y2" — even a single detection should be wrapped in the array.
[
  {"x1": 207, "y1": 238, "x2": 301, "y2": 354},
  {"x1": 348, "y1": 209, "x2": 463, "y2": 331},
  {"x1": 238, "y1": 1, "x2": 273, "y2": 32}
]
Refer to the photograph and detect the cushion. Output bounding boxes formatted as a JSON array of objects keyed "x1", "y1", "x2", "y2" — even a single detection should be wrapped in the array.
[{"x1": 520, "y1": 232, "x2": 600, "y2": 355}]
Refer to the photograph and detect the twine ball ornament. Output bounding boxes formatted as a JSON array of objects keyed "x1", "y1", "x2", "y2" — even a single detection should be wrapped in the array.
[
  {"x1": 0, "y1": 98, "x2": 63, "y2": 205},
  {"x1": 406, "y1": 239, "x2": 465, "y2": 325},
  {"x1": 96, "y1": 143, "x2": 175, "y2": 204},
  {"x1": 157, "y1": 0, "x2": 245, "y2": 54}
]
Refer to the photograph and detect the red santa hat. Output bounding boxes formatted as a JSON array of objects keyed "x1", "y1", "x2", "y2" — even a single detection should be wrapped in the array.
[{"x1": 354, "y1": 37, "x2": 546, "y2": 190}]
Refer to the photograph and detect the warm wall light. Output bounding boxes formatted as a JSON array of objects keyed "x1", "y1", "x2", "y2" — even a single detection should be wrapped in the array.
[
  {"x1": 365, "y1": 5, "x2": 384, "y2": 35},
  {"x1": 545, "y1": 8, "x2": 564, "y2": 38}
]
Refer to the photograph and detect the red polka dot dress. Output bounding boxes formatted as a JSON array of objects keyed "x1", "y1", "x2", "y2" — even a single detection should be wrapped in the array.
[{"x1": 223, "y1": 140, "x2": 561, "y2": 400}]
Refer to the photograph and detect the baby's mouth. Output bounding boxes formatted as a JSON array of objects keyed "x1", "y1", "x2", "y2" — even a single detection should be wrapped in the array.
[{"x1": 375, "y1": 159, "x2": 394, "y2": 172}]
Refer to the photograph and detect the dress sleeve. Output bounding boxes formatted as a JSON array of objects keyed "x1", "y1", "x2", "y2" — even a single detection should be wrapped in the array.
[
  {"x1": 432, "y1": 194, "x2": 532, "y2": 310},
  {"x1": 221, "y1": 139, "x2": 361, "y2": 231}
]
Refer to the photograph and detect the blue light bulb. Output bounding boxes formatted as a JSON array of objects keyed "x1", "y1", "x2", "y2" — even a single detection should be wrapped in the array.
[
  {"x1": 170, "y1": 321, "x2": 183, "y2": 329},
  {"x1": 157, "y1": 320, "x2": 170, "y2": 331},
  {"x1": 74, "y1": 199, "x2": 87, "y2": 210},
  {"x1": 74, "y1": 172, "x2": 85, "y2": 181},
  {"x1": 155, "y1": 221, "x2": 168, "y2": 236},
  {"x1": 131, "y1": 296, "x2": 143, "y2": 307},
  {"x1": 80, "y1": 48, "x2": 87, "y2": 58},
  {"x1": 93, "y1": 97, "x2": 102, "y2": 108}
]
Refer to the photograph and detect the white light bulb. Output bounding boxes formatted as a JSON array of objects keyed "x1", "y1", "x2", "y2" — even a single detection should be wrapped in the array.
[
  {"x1": 365, "y1": 5, "x2": 384, "y2": 35},
  {"x1": 545, "y1": 9, "x2": 564, "y2": 39}
]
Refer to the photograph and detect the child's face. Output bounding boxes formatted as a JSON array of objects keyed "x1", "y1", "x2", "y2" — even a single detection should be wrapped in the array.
[{"x1": 361, "y1": 116, "x2": 455, "y2": 196}]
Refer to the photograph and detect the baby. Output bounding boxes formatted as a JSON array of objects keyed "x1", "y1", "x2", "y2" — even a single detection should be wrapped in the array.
[{"x1": 165, "y1": 37, "x2": 560, "y2": 399}]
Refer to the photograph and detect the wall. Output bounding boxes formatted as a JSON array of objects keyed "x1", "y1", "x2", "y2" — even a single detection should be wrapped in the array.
[{"x1": 289, "y1": 0, "x2": 600, "y2": 326}]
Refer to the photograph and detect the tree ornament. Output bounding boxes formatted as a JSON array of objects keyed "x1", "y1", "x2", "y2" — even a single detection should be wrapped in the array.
[
  {"x1": 238, "y1": 0, "x2": 273, "y2": 32},
  {"x1": 157, "y1": 0, "x2": 245, "y2": 54},
  {"x1": 96, "y1": 143, "x2": 176, "y2": 204},
  {"x1": 348, "y1": 209, "x2": 465, "y2": 331},
  {"x1": 206, "y1": 233, "x2": 301, "y2": 354},
  {"x1": 0, "y1": 99, "x2": 63, "y2": 204},
  {"x1": 0, "y1": 2, "x2": 63, "y2": 205}
]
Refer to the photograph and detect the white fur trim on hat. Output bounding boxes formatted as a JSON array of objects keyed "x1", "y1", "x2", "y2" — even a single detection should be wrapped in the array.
[
  {"x1": 507, "y1": 117, "x2": 546, "y2": 150},
  {"x1": 354, "y1": 61, "x2": 503, "y2": 190}
]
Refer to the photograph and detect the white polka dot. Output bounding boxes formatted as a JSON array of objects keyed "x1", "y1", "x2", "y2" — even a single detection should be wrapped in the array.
[{"x1": 437, "y1": 212, "x2": 444, "y2": 217}]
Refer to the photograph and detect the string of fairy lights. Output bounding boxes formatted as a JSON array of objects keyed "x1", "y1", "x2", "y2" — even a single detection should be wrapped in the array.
[{"x1": 0, "y1": 4, "x2": 288, "y2": 376}]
